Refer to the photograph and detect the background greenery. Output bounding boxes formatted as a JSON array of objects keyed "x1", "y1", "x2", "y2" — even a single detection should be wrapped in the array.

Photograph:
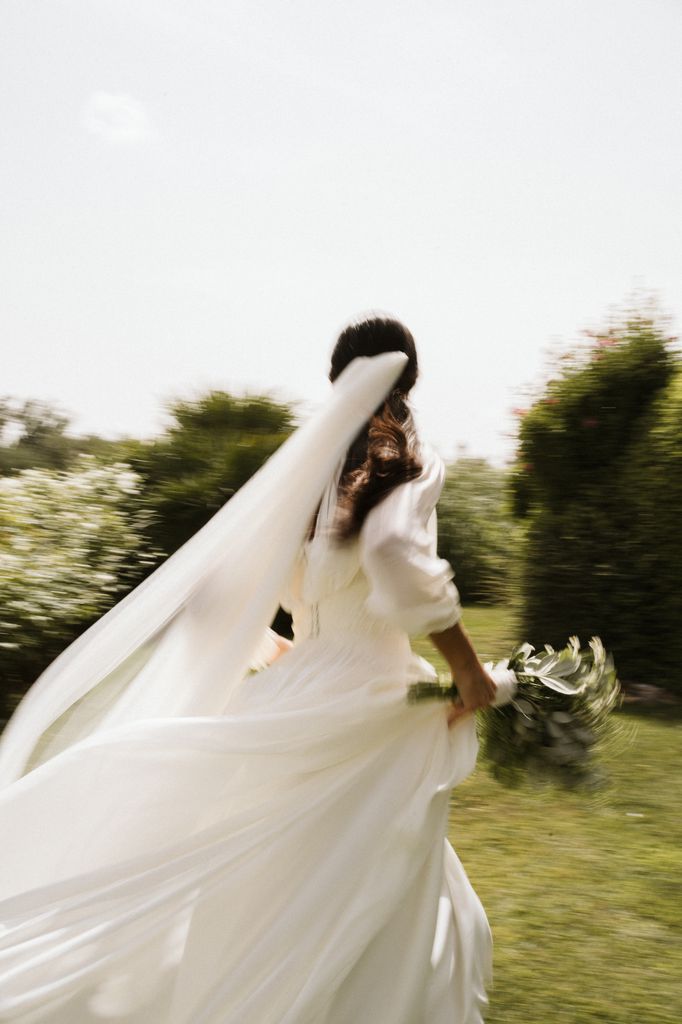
[
  {"x1": 437, "y1": 458, "x2": 520, "y2": 605},
  {"x1": 0, "y1": 391, "x2": 296, "y2": 723},
  {"x1": 510, "y1": 313, "x2": 682, "y2": 693},
  {"x1": 4, "y1": 307, "x2": 682, "y2": 713}
]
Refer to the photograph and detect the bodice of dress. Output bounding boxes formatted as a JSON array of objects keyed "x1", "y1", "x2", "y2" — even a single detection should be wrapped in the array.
[{"x1": 279, "y1": 440, "x2": 463, "y2": 647}]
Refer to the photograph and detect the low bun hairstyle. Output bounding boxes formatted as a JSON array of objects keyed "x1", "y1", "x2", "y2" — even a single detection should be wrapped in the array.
[{"x1": 320, "y1": 314, "x2": 423, "y2": 542}]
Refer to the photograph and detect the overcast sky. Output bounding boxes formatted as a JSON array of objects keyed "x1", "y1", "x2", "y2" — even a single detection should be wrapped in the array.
[{"x1": 2, "y1": 0, "x2": 681, "y2": 465}]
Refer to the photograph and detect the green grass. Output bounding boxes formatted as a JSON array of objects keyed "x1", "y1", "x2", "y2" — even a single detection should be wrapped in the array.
[{"x1": 413, "y1": 606, "x2": 682, "y2": 1024}]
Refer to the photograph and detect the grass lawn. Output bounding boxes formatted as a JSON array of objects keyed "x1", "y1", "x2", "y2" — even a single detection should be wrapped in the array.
[{"x1": 413, "y1": 606, "x2": 682, "y2": 1024}]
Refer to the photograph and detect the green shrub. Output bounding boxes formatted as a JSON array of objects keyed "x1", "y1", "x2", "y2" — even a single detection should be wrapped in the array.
[
  {"x1": 511, "y1": 314, "x2": 681, "y2": 691},
  {"x1": 615, "y1": 368, "x2": 682, "y2": 688},
  {"x1": 437, "y1": 458, "x2": 521, "y2": 605},
  {"x1": 128, "y1": 391, "x2": 296, "y2": 559},
  {"x1": 0, "y1": 456, "x2": 159, "y2": 722}
]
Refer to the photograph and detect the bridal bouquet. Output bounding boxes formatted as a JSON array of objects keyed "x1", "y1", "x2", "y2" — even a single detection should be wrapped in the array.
[{"x1": 407, "y1": 636, "x2": 622, "y2": 788}]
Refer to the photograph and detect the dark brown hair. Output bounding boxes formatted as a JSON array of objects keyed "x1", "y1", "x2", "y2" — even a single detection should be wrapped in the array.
[{"x1": 312, "y1": 314, "x2": 423, "y2": 542}]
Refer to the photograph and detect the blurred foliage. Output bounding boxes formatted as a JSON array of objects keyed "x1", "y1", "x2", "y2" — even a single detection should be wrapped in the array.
[
  {"x1": 0, "y1": 389, "x2": 299, "y2": 719},
  {"x1": 617, "y1": 369, "x2": 682, "y2": 687},
  {"x1": 437, "y1": 458, "x2": 522, "y2": 605},
  {"x1": 0, "y1": 456, "x2": 160, "y2": 723},
  {"x1": 0, "y1": 397, "x2": 78, "y2": 474},
  {"x1": 0, "y1": 396, "x2": 138, "y2": 475},
  {"x1": 1, "y1": 389, "x2": 298, "y2": 565},
  {"x1": 510, "y1": 312, "x2": 682, "y2": 692},
  {"x1": 125, "y1": 390, "x2": 296, "y2": 559}
]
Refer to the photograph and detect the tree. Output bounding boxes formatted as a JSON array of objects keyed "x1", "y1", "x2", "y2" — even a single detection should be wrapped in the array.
[
  {"x1": 0, "y1": 397, "x2": 75, "y2": 474},
  {"x1": 0, "y1": 396, "x2": 139, "y2": 476},
  {"x1": 510, "y1": 311, "x2": 681, "y2": 690},
  {"x1": 126, "y1": 391, "x2": 297, "y2": 561},
  {"x1": 437, "y1": 458, "x2": 520, "y2": 605},
  {"x1": 616, "y1": 367, "x2": 682, "y2": 688}
]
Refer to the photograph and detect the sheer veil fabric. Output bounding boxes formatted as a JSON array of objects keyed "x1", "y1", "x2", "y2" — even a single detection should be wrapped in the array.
[
  {"x1": 0, "y1": 352, "x2": 409, "y2": 787},
  {"x1": 0, "y1": 350, "x2": 494, "y2": 1022}
]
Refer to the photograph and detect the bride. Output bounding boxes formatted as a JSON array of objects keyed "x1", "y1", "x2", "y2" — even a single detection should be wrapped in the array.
[{"x1": 0, "y1": 315, "x2": 501, "y2": 1022}]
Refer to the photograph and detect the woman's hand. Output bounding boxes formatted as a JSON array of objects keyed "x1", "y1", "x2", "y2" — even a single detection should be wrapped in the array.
[
  {"x1": 446, "y1": 666, "x2": 497, "y2": 727},
  {"x1": 428, "y1": 619, "x2": 498, "y2": 729},
  {"x1": 268, "y1": 634, "x2": 294, "y2": 664}
]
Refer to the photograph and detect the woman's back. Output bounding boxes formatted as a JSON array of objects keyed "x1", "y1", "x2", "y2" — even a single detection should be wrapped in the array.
[
  {"x1": 281, "y1": 439, "x2": 462, "y2": 646},
  {"x1": 225, "y1": 439, "x2": 468, "y2": 728}
]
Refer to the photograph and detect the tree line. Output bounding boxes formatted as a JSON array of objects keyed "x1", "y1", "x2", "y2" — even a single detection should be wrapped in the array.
[{"x1": 1, "y1": 306, "x2": 680, "y2": 730}]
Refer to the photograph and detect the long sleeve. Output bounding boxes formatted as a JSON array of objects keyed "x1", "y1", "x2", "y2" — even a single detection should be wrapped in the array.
[{"x1": 359, "y1": 442, "x2": 462, "y2": 636}]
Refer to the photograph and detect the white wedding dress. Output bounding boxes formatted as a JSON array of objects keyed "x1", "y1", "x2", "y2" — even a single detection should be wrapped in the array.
[{"x1": 0, "y1": 353, "x2": 493, "y2": 1022}]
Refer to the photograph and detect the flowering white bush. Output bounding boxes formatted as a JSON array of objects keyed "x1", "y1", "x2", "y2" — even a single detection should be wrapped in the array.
[{"x1": 0, "y1": 455, "x2": 159, "y2": 666}]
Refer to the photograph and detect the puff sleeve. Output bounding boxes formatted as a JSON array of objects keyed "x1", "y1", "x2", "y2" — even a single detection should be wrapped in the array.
[{"x1": 359, "y1": 442, "x2": 462, "y2": 635}]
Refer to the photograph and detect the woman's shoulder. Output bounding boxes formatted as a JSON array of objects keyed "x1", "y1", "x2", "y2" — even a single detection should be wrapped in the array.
[{"x1": 361, "y1": 439, "x2": 446, "y2": 540}]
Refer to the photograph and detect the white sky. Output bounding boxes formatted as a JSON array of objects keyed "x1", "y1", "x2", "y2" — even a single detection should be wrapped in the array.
[{"x1": 2, "y1": 0, "x2": 681, "y2": 466}]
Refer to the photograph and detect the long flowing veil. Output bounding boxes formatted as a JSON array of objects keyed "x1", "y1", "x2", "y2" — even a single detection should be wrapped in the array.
[{"x1": 0, "y1": 351, "x2": 409, "y2": 788}]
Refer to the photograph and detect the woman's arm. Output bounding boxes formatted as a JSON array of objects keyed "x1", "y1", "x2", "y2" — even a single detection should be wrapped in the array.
[
  {"x1": 358, "y1": 441, "x2": 497, "y2": 724},
  {"x1": 428, "y1": 619, "x2": 497, "y2": 725},
  {"x1": 269, "y1": 632, "x2": 294, "y2": 662},
  {"x1": 248, "y1": 627, "x2": 294, "y2": 671}
]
